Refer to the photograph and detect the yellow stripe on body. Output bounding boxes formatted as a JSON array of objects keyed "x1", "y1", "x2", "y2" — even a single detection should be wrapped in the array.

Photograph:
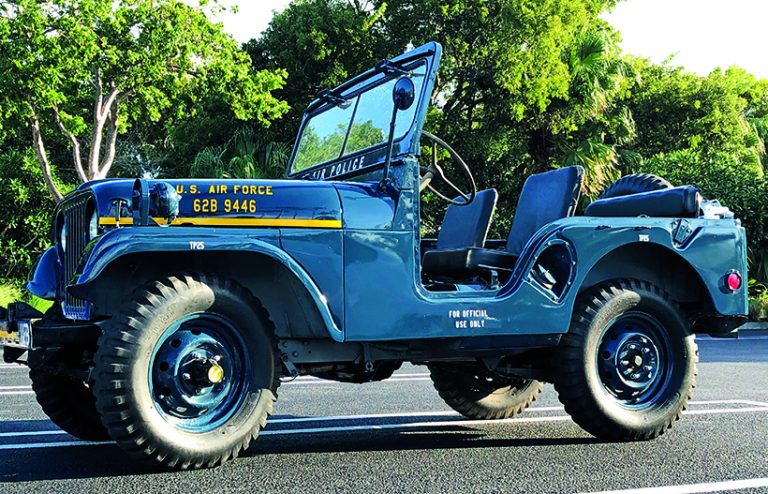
[{"x1": 99, "y1": 217, "x2": 342, "y2": 229}]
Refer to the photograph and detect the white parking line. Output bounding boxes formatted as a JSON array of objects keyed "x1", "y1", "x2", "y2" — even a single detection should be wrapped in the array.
[
  {"x1": 0, "y1": 440, "x2": 112, "y2": 450},
  {"x1": 0, "y1": 403, "x2": 766, "y2": 450},
  {"x1": 0, "y1": 430, "x2": 68, "y2": 438},
  {"x1": 284, "y1": 376, "x2": 431, "y2": 385},
  {"x1": 269, "y1": 407, "x2": 567, "y2": 424},
  {"x1": 689, "y1": 399, "x2": 768, "y2": 407},
  {"x1": 579, "y1": 477, "x2": 768, "y2": 494}
]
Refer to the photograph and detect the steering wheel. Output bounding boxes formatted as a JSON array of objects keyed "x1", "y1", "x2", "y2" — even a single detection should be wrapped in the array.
[{"x1": 419, "y1": 131, "x2": 477, "y2": 206}]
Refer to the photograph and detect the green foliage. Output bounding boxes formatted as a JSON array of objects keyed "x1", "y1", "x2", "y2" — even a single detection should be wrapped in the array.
[
  {"x1": 0, "y1": 148, "x2": 66, "y2": 280},
  {"x1": 245, "y1": 0, "x2": 388, "y2": 142},
  {"x1": 0, "y1": 0, "x2": 289, "y2": 193},
  {"x1": 626, "y1": 61, "x2": 765, "y2": 176},
  {"x1": 378, "y1": 0, "x2": 620, "y2": 230},
  {"x1": 643, "y1": 149, "x2": 768, "y2": 243},
  {"x1": 0, "y1": 280, "x2": 53, "y2": 312},
  {"x1": 191, "y1": 128, "x2": 291, "y2": 179},
  {"x1": 0, "y1": 283, "x2": 21, "y2": 307},
  {"x1": 749, "y1": 280, "x2": 768, "y2": 320}
]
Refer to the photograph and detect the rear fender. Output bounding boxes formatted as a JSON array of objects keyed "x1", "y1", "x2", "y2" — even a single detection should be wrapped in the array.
[
  {"x1": 71, "y1": 227, "x2": 343, "y2": 341},
  {"x1": 555, "y1": 218, "x2": 749, "y2": 317}
]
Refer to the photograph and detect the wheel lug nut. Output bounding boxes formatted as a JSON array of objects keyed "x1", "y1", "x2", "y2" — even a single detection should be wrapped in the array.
[
  {"x1": 182, "y1": 372, "x2": 191, "y2": 381},
  {"x1": 643, "y1": 348, "x2": 650, "y2": 353},
  {"x1": 643, "y1": 365, "x2": 652, "y2": 371}
]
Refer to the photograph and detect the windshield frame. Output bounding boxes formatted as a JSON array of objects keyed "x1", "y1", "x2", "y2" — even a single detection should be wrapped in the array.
[{"x1": 286, "y1": 42, "x2": 442, "y2": 181}]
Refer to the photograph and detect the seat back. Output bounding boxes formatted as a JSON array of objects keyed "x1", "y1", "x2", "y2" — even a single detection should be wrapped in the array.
[
  {"x1": 436, "y1": 189, "x2": 499, "y2": 249},
  {"x1": 506, "y1": 166, "x2": 584, "y2": 256}
]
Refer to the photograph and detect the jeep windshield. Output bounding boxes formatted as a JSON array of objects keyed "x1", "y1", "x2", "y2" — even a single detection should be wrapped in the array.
[{"x1": 288, "y1": 60, "x2": 427, "y2": 180}]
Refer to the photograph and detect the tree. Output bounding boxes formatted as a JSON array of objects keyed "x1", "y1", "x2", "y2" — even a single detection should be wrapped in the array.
[
  {"x1": 625, "y1": 60, "x2": 765, "y2": 176},
  {"x1": 372, "y1": 0, "x2": 620, "y2": 228},
  {"x1": 245, "y1": 0, "x2": 387, "y2": 142},
  {"x1": 251, "y1": 0, "x2": 620, "y2": 234},
  {"x1": 0, "y1": 148, "x2": 63, "y2": 280},
  {"x1": 0, "y1": 0, "x2": 289, "y2": 200},
  {"x1": 528, "y1": 27, "x2": 638, "y2": 196},
  {"x1": 190, "y1": 127, "x2": 292, "y2": 180}
]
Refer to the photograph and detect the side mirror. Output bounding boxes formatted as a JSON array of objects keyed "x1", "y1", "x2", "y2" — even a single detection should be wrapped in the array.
[
  {"x1": 380, "y1": 76, "x2": 416, "y2": 190},
  {"x1": 392, "y1": 77, "x2": 415, "y2": 111}
]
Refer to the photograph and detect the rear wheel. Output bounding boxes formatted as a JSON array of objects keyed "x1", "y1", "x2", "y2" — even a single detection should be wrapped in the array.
[
  {"x1": 429, "y1": 363, "x2": 544, "y2": 420},
  {"x1": 29, "y1": 368, "x2": 109, "y2": 441},
  {"x1": 92, "y1": 274, "x2": 280, "y2": 469},
  {"x1": 555, "y1": 280, "x2": 697, "y2": 441}
]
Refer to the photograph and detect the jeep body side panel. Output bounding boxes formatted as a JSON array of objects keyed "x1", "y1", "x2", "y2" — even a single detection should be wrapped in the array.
[{"x1": 342, "y1": 216, "x2": 747, "y2": 342}]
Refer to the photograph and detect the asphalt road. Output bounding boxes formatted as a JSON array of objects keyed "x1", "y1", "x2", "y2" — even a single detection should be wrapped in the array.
[{"x1": 0, "y1": 335, "x2": 766, "y2": 494}]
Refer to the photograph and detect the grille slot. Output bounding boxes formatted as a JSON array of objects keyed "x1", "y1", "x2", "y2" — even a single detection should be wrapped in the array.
[{"x1": 61, "y1": 194, "x2": 90, "y2": 319}]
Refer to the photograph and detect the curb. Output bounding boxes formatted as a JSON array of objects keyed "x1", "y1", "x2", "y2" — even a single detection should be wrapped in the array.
[{"x1": 738, "y1": 322, "x2": 768, "y2": 331}]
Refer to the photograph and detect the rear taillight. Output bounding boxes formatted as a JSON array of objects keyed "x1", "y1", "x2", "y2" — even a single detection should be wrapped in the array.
[{"x1": 726, "y1": 272, "x2": 742, "y2": 292}]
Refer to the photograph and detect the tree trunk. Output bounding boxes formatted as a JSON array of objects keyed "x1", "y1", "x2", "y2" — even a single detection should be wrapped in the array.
[{"x1": 29, "y1": 113, "x2": 64, "y2": 202}]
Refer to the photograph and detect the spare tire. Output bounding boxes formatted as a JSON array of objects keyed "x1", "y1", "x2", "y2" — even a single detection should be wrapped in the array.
[{"x1": 600, "y1": 173, "x2": 673, "y2": 199}]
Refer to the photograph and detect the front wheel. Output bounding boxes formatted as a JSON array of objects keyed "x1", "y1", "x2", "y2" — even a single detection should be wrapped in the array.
[
  {"x1": 429, "y1": 363, "x2": 544, "y2": 420},
  {"x1": 555, "y1": 280, "x2": 697, "y2": 441},
  {"x1": 92, "y1": 274, "x2": 280, "y2": 469}
]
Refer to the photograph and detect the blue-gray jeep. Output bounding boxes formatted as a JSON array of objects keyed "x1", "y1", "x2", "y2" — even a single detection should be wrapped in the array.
[{"x1": 0, "y1": 42, "x2": 749, "y2": 469}]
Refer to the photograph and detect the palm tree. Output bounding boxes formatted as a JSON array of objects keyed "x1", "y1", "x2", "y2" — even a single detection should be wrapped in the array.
[
  {"x1": 558, "y1": 29, "x2": 640, "y2": 197},
  {"x1": 191, "y1": 128, "x2": 292, "y2": 180}
]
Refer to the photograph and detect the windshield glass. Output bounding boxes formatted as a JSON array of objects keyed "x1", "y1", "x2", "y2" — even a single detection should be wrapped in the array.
[
  {"x1": 292, "y1": 104, "x2": 355, "y2": 173},
  {"x1": 290, "y1": 63, "x2": 426, "y2": 176}
]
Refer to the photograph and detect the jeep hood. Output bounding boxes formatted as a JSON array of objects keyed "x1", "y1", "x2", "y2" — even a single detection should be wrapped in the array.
[{"x1": 78, "y1": 178, "x2": 342, "y2": 229}]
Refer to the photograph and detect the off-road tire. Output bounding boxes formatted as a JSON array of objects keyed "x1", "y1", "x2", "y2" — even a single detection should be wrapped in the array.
[
  {"x1": 599, "y1": 173, "x2": 673, "y2": 199},
  {"x1": 429, "y1": 364, "x2": 545, "y2": 420},
  {"x1": 92, "y1": 274, "x2": 280, "y2": 469},
  {"x1": 554, "y1": 280, "x2": 697, "y2": 441},
  {"x1": 29, "y1": 368, "x2": 109, "y2": 441}
]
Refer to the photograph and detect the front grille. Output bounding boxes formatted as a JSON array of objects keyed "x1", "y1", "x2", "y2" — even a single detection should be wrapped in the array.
[{"x1": 61, "y1": 194, "x2": 91, "y2": 320}]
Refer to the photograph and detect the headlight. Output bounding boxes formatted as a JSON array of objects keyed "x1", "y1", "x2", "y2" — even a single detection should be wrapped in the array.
[
  {"x1": 89, "y1": 210, "x2": 99, "y2": 240},
  {"x1": 59, "y1": 220, "x2": 67, "y2": 253}
]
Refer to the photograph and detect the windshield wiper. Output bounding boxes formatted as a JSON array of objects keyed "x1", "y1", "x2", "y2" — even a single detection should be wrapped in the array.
[
  {"x1": 317, "y1": 89, "x2": 352, "y2": 109},
  {"x1": 375, "y1": 60, "x2": 425, "y2": 78}
]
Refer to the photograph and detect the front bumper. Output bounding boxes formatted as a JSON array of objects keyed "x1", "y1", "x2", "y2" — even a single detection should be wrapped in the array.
[
  {"x1": 0, "y1": 303, "x2": 100, "y2": 364},
  {"x1": 1, "y1": 303, "x2": 43, "y2": 363}
]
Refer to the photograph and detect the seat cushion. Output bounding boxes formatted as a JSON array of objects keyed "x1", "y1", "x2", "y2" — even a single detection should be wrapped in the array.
[
  {"x1": 585, "y1": 186, "x2": 701, "y2": 218},
  {"x1": 422, "y1": 247, "x2": 519, "y2": 277}
]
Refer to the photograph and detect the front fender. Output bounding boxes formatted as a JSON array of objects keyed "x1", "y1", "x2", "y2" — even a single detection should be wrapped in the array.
[
  {"x1": 27, "y1": 246, "x2": 60, "y2": 300},
  {"x1": 72, "y1": 227, "x2": 343, "y2": 341}
]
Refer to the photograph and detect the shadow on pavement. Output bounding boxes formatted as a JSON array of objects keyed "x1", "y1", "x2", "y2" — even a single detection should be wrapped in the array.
[{"x1": 0, "y1": 420, "x2": 596, "y2": 482}]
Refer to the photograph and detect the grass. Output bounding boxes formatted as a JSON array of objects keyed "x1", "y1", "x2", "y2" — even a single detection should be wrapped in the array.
[
  {"x1": 0, "y1": 282, "x2": 53, "y2": 313},
  {"x1": 0, "y1": 283, "x2": 21, "y2": 307}
]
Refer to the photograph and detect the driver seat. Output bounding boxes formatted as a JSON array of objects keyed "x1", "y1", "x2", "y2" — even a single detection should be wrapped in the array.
[
  {"x1": 422, "y1": 166, "x2": 584, "y2": 279},
  {"x1": 433, "y1": 189, "x2": 499, "y2": 250}
]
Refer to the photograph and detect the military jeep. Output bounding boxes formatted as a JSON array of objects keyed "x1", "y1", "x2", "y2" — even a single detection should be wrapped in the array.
[{"x1": 0, "y1": 42, "x2": 748, "y2": 469}]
